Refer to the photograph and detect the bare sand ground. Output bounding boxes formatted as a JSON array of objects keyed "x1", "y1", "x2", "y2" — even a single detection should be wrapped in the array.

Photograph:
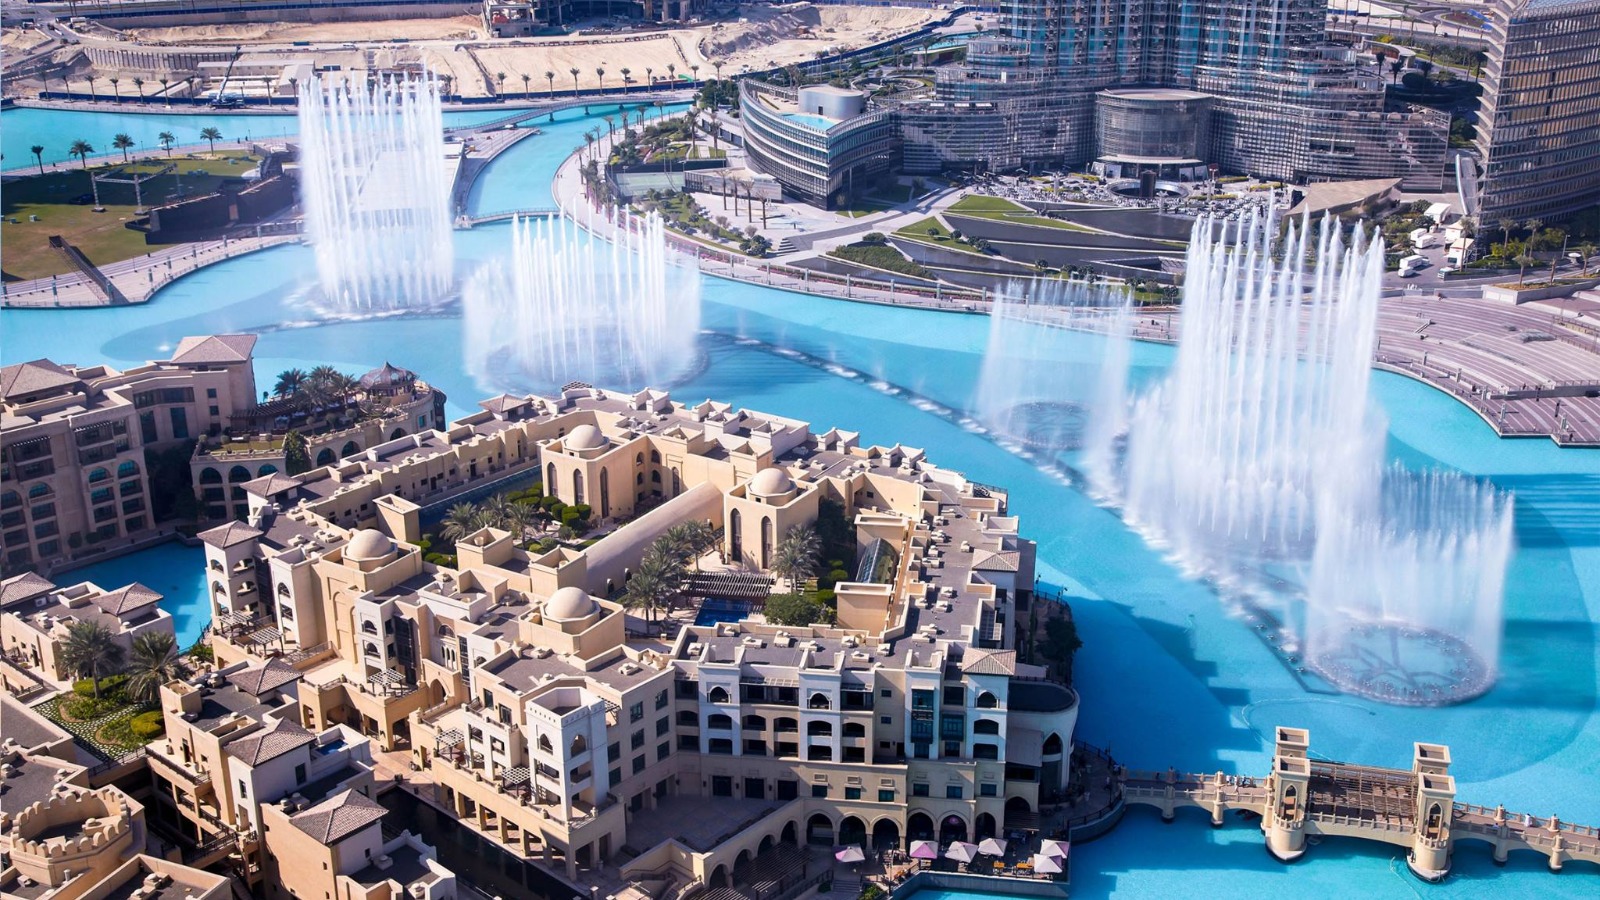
[
  {"x1": 2, "y1": 27, "x2": 54, "y2": 53},
  {"x1": 122, "y1": 16, "x2": 482, "y2": 45}
]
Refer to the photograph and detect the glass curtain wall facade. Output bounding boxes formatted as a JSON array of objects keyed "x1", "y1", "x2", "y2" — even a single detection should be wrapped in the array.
[
  {"x1": 1473, "y1": 0, "x2": 1600, "y2": 223},
  {"x1": 898, "y1": 0, "x2": 1447, "y2": 188}
]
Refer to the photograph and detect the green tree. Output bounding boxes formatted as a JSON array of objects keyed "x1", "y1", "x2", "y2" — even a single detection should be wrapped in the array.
[
  {"x1": 125, "y1": 631, "x2": 184, "y2": 703},
  {"x1": 158, "y1": 131, "x2": 176, "y2": 157},
  {"x1": 763, "y1": 592, "x2": 826, "y2": 627},
  {"x1": 199, "y1": 127, "x2": 223, "y2": 154},
  {"x1": 595, "y1": 67, "x2": 606, "y2": 92},
  {"x1": 30, "y1": 144, "x2": 45, "y2": 174},
  {"x1": 546, "y1": 70, "x2": 556, "y2": 97},
  {"x1": 1578, "y1": 242, "x2": 1597, "y2": 276},
  {"x1": 69, "y1": 139, "x2": 94, "y2": 169},
  {"x1": 1515, "y1": 253, "x2": 1536, "y2": 284},
  {"x1": 1040, "y1": 618, "x2": 1083, "y2": 685},
  {"x1": 274, "y1": 368, "x2": 307, "y2": 397},
  {"x1": 570, "y1": 66, "x2": 581, "y2": 96},
  {"x1": 283, "y1": 430, "x2": 311, "y2": 476},
  {"x1": 769, "y1": 523, "x2": 821, "y2": 591},
  {"x1": 59, "y1": 621, "x2": 125, "y2": 699},
  {"x1": 622, "y1": 546, "x2": 681, "y2": 624},
  {"x1": 112, "y1": 133, "x2": 135, "y2": 163},
  {"x1": 440, "y1": 502, "x2": 481, "y2": 545}
]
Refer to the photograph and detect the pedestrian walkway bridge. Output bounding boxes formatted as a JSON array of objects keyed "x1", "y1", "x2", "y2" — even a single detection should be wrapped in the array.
[
  {"x1": 1121, "y1": 727, "x2": 1599, "y2": 881},
  {"x1": 457, "y1": 208, "x2": 562, "y2": 228}
]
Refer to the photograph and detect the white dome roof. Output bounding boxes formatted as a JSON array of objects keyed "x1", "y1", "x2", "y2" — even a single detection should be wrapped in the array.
[
  {"x1": 344, "y1": 528, "x2": 393, "y2": 561},
  {"x1": 748, "y1": 467, "x2": 795, "y2": 497},
  {"x1": 565, "y1": 424, "x2": 608, "y2": 451},
  {"x1": 546, "y1": 586, "x2": 597, "y2": 620}
]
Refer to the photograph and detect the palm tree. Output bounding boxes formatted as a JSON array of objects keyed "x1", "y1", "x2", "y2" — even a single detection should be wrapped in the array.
[
  {"x1": 109, "y1": 77, "x2": 120, "y2": 103},
  {"x1": 1523, "y1": 218, "x2": 1544, "y2": 248},
  {"x1": 30, "y1": 144, "x2": 44, "y2": 174},
  {"x1": 770, "y1": 524, "x2": 821, "y2": 591},
  {"x1": 570, "y1": 67, "x2": 581, "y2": 97},
  {"x1": 620, "y1": 67, "x2": 632, "y2": 93},
  {"x1": 158, "y1": 131, "x2": 175, "y2": 157},
  {"x1": 125, "y1": 632, "x2": 184, "y2": 703},
  {"x1": 1579, "y1": 242, "x2": 1597, "y2": 276},
  {"x1": 596, "y1": 67, "x2": 606, "y2": 92},
  {"x1": 112, "y1": 133, "x2": 135, "y2": 163},
  {"x1": 440, "y1": 502, "x2": 481, "y2": 545},
  {"x1": 288, "y1": 76, "x2": 299, "y2": 104},
  {"x1": 712, "y1": 59, "x2": 724, "y2": 81},
  {"x1": 200, "y1": 127, "x2": 223, "y2": 154},
  {"x1": 546, "y1": 70, "x2": 556, "y2": 97},
  {"x1": 496, "y1": 71, "x2": 507, "y2": 97},
  {"x1": 59, "y1": 621, "x2": 125, "y2": 699},
  {"x1": 159, "y1": 77, "x2": 171, "y2": 107},
  {"x1": 87, "y1": 76, "x2": 97, "y2": 102},
  {"x1": 623, "y1": 547, "x2": 682, "y2": 624},
  {"x1": 274, "y1": 368, "x2": 308, "y2": 397},
  {"x1": 1516, "y1": 253, "x2": 1535, "y2": 284},
  {"x1": 667, "y1": 63, "x2": 676, "y2": 83},
  {"x1": 645, "y1": 67, "x2": 653, "y2": 88},
  {"x1": 1497, "y1": 218, "x2": 1517, "y2": 256},
  {"x1": 521, "y1": 72, "x2": 532, "y2": 98},
  {"x1": 690, "y1": 64, "x2": 700, "y2": 82},
  {"x1": 69, "y1": 139, "x2": 94, "y2": 169},
  {"x1": 132, "y1": 77, "x2": 145, "y2": 104}
]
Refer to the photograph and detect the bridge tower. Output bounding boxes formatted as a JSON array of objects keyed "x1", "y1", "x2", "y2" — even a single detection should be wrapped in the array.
[
  {"x1": 1408, "y1": 742, "x2": 1456, "y2": 881},
  {"x1": 1264, "y1": 726, "x2": 1311, "y2": 863}
]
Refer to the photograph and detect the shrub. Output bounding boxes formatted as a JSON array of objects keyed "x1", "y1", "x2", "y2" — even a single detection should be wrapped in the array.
[
  {"x1": 61, "y1": 693, "x2": 123, "y2": 720},
  {"x1": 129, "y1": 710, "x2": 165, "y2": 740},
  {"x1": 74, "y1": 673, "x2": 129, "y2": 701},
  {"x1": 573, "y1": 503, "x2": 593, "y2": 521},
  {"x1": 187, "y1": 642, "x2": 214, "y2": 663},
  {"x1": 861, "y1": 232, "x2": 888, "y2": 245},
  {"x1": 764, "y1": 593, "x2": 826, "y2": 626}
]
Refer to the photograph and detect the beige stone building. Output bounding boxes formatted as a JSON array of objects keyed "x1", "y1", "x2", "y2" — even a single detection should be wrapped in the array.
[{"x1": 2, "y1": 571, "x2": 175, "y2": 682}]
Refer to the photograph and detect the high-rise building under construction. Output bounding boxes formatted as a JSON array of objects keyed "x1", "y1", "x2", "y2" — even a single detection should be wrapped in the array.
[{"x1": 898, "y1": 0, "x2": 1449, "y2": 189}]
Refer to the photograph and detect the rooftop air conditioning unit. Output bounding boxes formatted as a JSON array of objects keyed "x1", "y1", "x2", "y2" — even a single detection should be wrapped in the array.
[
  {"x1": 687, "y1": 643, "x2": 704, "y2": 655},
  {"x1": 374, "y1": 854, "x2": 393, "y2": 870},
  {"x1": 618, "y1": 663, "x2": 642, "y2": 676},
  {"x1": 410, "y1": 884, "x2": 428, "y2": 899},
  {"x1": 35, "y1": 597, "x2": 47, "y2": 608},
  {"x1": 533, "y1": 647, "x2": 554, "y2": 659},
  {"x1": 851, "y1": 651, "x2": 869, "y2": 661}
]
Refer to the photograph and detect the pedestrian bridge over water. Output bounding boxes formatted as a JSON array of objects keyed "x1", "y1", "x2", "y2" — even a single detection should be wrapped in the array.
[{"x1": 1121, "y1": 727, "x2": 1600, "y2": 881}]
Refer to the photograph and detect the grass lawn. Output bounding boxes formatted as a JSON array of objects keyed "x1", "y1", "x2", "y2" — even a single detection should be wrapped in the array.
[
  {"x1": 1, "y1": 153, "x2": 259, "y2": 281},
  {"x1": 946, "y1": 195, "x2": 1095, "y2": 232},
  {"x1": 827, "y1": 243, "x2": 936, "y2": 280},
  {"x1": 891, "y1": 217, "x2": 994, "y2": 258},
  {"x1": 837, "y1": 183, "x2": 916, "y2": 217}
]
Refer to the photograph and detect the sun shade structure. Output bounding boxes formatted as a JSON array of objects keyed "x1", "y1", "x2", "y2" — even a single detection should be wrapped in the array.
[
  {"x1": 978, "y1": 838, "x2": 1008, "y2": 856},
  {"x1": 909, "y1": 840, "x2": 939, "y2": 860},
  {"x1": 1033, "y1": 853, "x2": 1064, "y2": 874},
  {"x1": 944, "y1": 841, "x2": 978, "y2": 862},
  {"x1": 834, "y1": 846, "x2": 865, "y2": 863}
]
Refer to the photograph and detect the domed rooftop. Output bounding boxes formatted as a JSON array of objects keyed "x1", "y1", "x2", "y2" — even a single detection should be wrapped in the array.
[
  {"x1": 359, "y1": 361, "x2": 415, "y2": 390},
  {"x1": 565, "y1": 424, "x2": 608, "y2": 451},
  {"x1": 344, "y1": 528, "x2": 393, "y2": 561},
  {"x1": 748, "y1": 467, "x2": 795, "y2": 497},
  {"x1": 546, "y1": 586, "x2": 597, "y2": 620}
]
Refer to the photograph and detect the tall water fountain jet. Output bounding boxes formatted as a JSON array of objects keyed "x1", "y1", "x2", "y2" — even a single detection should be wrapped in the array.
[
  {"x1": 462, "y1": 206, "x2": 701, "y2": 391},
  {"x1": 297, "y1": 73, "x2": 453, "y2": 311},
  {"x1": 1305, "y1": 467, "x2": 1514, "y2": 705},
  {"x1": 1091, "y1": 209, "x2": 1514, "y2": 705},
  {"x1": 975, "y1": 281, "x2": 1130, "y2": 460},
  {"x1": 1116, "y1": 211, "x2": 1386, "y2": 567}
]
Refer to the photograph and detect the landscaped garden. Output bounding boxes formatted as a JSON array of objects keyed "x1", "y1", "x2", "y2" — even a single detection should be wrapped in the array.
[
  {"x1": 33, "y1": 626, "x2": 190, "y2": 760},
  {"x1": 827, "y1": 233, "x2": 936, "y2": 280}
]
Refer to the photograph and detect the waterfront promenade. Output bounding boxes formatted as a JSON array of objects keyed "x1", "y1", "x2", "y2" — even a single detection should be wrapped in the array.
[{"x1": 0, "y1": 231, "x2": 296, "y2": 307}]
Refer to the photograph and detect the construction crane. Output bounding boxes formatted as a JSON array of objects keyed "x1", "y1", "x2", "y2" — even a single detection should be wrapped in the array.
[{"x1": 211, "y1": 44, "x2": 245, "y2": 108}]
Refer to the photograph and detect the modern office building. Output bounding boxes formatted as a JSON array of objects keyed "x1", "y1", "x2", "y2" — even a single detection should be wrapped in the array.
[
  {"x1": 897, "y1": 0, "x2": 1448, "y2": 189},
  {"x1": 740, "y1": 82, "x2": 901, "y2": 208},
  {"x1": 1472, "y1": 0, "x2": 1600, "y2": 223}
]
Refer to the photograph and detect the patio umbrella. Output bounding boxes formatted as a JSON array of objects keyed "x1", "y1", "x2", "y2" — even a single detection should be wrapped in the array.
[
  {"x1": 944, "y1": 841, "x2": 978, "y2": 863},
  {"x1": 977, "y1": 838, "x2": 1007, "y2": 857},
  {"x1": 1032, "y1": 853, "x2": 1064, "y2": 875},
  {"x1": 1038, "y1": 838, "x2": 1070, "y2": 859},
  {"x1": 909, "y1": 840, "x2": 940, "y2": 860},
  {"x1": 834, "y1": 845, "x2": 866, "y2": 863}
]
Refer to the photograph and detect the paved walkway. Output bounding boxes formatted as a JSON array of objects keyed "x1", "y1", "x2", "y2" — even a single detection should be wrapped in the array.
[{"x1": 1, "y1": 232, "x2": 299, "y2": 308}]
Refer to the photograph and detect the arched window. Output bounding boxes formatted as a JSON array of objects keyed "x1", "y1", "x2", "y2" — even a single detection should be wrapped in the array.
[
  {"x1": 650, "y1": 450, "x2": 661, "y2": 464},
  {"x1": 547, "y1": 463, "x2": 557, "y2": 495},
  {"x1": 1042, "y1": 733, "x2": 1063, "y2": 755},
  {"x1": 743, "y1": 714, "x2": 767, "y2": 730},
  {"x1": 340, "y1": 441, "x2": 359, "y2": 458},
  {"x1": 707, "y1": 686, "x2": 730, "y2": 704},
  {"x1": 256, "y1": 464, "x2": 278, "y2": 477},
  {"x1": 117, "y1": 460, "x2": 139, "y2": 478},
  {"x1": 199, "y1": 468, "x2": 222, "y2": 485},
  {"x1": 678, "y1": 710, "x2": 698, "y2": 726},
  {"x1": 210, "y1": 559, "x2": 224, "y2": 573},
  {"x1": 775, "y1": 717, "x2": 798, "y2": 733},
  {"x1": 438, "y1": 623, "x2": 455, "y2": 637},
  {"x1": 28, "y1": 484, "x2": 52, "y2": 498},
  {"x1": 976, "y1": 691, "x2": 998, "y2": 709},
  {"x1": 573, "y1": 470, "x2": 585, "y2": 505},
  {"x1": 635, "y1": 452, "x2": 645, "y2": 466},
  {"x1": 390, "y1": 428, "x2": 406, "y2": 441},
  {"x1": 808, "y1": 692, "x2": 830, "y2": 710},
  {"x1": 87, "y1": 468, "x2": 110, "y2": 484},
  {"x1": 807, "y1": 720, "x2": 832, "y2": 737},
  {"x1": 651, "y1": 471, "x2": 661, "y2": 484},
  {"x1": 228, "y1": 465, "x2": 251, "y2": 482},
  {"x1": 843, "y1": 722, "x2": 865, "y2": 738},
  {"x1": 636, "y1": 472, "x2": 644, "y2": 485},
  {"x1": 211, "y1": 581, "x2": 225, "y2": 595},
  {"x1": 973, "y1": 743, "x2": 999, "y2": 760},
  {"x1": 362, "y1": 620, "x2": 378, "y2": 634},
  {"x1": 973, "y1": 719, "x2": 1000, "y2": 735},
  {"x1": 761, "y1": 517, "x2": 774, "y2": 569},
  {"x1": 671, "y1": 468, "x2": 681, "y2": 496},
  {"x1": 538, "y1": 735, "x2": 554, "y2": 752},
  {"x1": 363, "y1": 642, "x2": 379, "y2": 657},
  {"x1": 599, "y1": 469, "x2": 610, "y2": 519},
  {"x1": 708, "y1": 714, "x2": 732, "y2": 730},
  {"x1": 277, "y1": 583, "x2": 290, "y2": 597},
  {"x1": 570, "y1": 734, "x2": 588, "y2": 755},
  {"x1": 316, "y1": 449, "x2": 336, "y2": 467}
]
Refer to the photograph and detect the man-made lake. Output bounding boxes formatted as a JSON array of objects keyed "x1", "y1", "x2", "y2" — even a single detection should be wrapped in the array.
[{"x1": 3, "y1": 104, "x2": 1597, "y2": 897}]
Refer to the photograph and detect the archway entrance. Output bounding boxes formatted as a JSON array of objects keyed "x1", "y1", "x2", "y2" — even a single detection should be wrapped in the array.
[
  {"x1": 806, "y1": 813, "x2": 833, "y2": 845},
  {"x1": 709, "y1": 866, "x2": 728, "y2": 889},
  {"x1": 975, "y1": 812, "x2": 997, "y2": 840},
  {"x1": 871, "y1": 819, "x2": 901, "y2": 851},
  {"x1": 938, "y1": 815, "x2": 967, "y2": 845},
  {"x1": 838, "y1": 816, "x2": 866, "y2": 848},
  {"x1": 907, "y1": 812, "x2": 934, "y2": 842},
  {"x1": 781, "y1": 821, "x2": 798, "y2": 845}
]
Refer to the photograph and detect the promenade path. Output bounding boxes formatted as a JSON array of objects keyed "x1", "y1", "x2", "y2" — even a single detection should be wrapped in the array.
[{"x1": 1, "y1": 231, "x2": 297, "y2": 308}]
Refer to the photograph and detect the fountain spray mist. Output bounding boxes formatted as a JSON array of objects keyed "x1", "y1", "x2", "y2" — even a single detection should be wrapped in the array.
[{"x1": 297, "y1": 73, "x2": 453, "y2": 311}]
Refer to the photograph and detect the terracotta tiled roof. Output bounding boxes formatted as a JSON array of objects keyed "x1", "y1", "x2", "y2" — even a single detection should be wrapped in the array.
[
  {"x1": 479, "y1": 393, "x2": 530, "y2": 415},
  {"x1": 225, "y1": 717, "x2": 315, "y2": 766},
  {"x1": 230, "y1": 660, "x2": 302, "y2": 697},
  {"x1": 291, "y1": 789, "x2": 387, "y2": 844},
  {"x1": 198, "y1": 521, "x2": 264, "y2": 549},
  {"x1": 91, "y1": 583, "x2": 163, "y2": 616},
  {"x1": 242, "y1": 473, "x2": 302, "y2": 498},
  {"x1": 972, "y1": 549, "x2": 1021, "y2": 572},
  {"x1": 0, "y1": 572, "x2": 56, "y2": 608},
  {"x1": 169, "y1": 334, "x2": 257, "y2": 364},
  {"x1": 0, "y1": 359, "x2": 80, "y2": 399},
  {"x1": 962, "y1": 648, "x2": 1017, "y2": 676}
]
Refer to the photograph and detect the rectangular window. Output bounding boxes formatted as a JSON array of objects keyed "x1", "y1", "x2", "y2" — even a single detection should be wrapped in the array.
[
  {"x1": 878, "y1": 789, "x2": 895, "y2": 803},
  {"x1": 912, "y1": 783, "x2": 929, "y2": 797},
  {"x1": 657, "y1": 742, "x2": 670, "y2": 761},
  {"x1": 745, "y1": 777, "x2": 765, "y2": 800},
  {"x1": 655, "y1": 689, "x2": 669, "y2": 710},
  {"x1": 777, "y1": 780, "x2": 798, "y2": 801},
  {"x1": 632, "y1": 756, "x2": 646, "y2": 774},
  {"x1": 631, "y1": 730, "x2": 645, "y2": 749},
  {"x1": 139, "y1": 411, "x2": 158, "y2": 443},
  {"x1": 209, "y1": 405, "x2": 220, "y2": 416},
  {"x1": 712, "y1": 775, "x2": 733, "y2": 797},
  {"x1": 880, "y1": 689, "x2": 892, "y2": 697},
  {"x1": 880, "y1": 716, "x2": 892, "y2": 725},
  {"x1": 169, "y1": 407, "x2": 189, "y2": 440},
  {"x1": 811, "y1": 784, "x2": 828, "y2": 799},
  {"x1": 845, "y1": 787, "x2": 862, "y2": 800},
  {"x1": 610, "y1": 767, "x2": 622, "y2": 786},
  {"x1": 207, "y1": 388, "x2": 217, "y2": 399},
  {"x1": 943, "y1": 686, "x2": 964, "y2": 706},
  {"x1": 609, "y1": 742, "x2": 621, "y2": 762},
  {"x1": 656, "y1": 717, "x2": 670, "y2": 737},
  {"x1": 678, "y1": 735, "x2": 697, "y2": 751},
  {"x1": 946, "y1": 785, "x2": 963, "y2": 800},
  {"x1": 630, "y1": 701, "x2": 644, "y2": 722},
  {"x1": 980, "y1": 783, "x2": 998, "y2": 797}
]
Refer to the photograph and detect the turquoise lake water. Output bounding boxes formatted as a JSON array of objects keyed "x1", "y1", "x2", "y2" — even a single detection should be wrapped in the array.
[{"x1": 2, "y1": 104, "x2": 1597, "y2": 896}]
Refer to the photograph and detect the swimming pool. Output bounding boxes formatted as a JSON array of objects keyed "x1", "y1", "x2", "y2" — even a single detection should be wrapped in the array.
[
  {"x1": 53, "y1": 540, "x2": 209, "y2": 649},
  {"x1": 695, "y1": 596, "x2": 754, "y2": 627},
  {"x1": 4, "y1": 103, "x2": 1597, "y2": 897}
]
